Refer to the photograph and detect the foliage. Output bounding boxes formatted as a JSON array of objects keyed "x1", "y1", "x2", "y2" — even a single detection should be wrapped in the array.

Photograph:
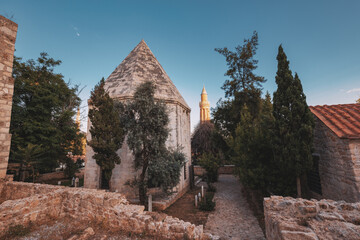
[
  {"x1": 147, "y1": 148, "x2": 186, "y2": 193},
  {"x1": 207, "y1": 182, "x2": 217, "y2": 193},
  {"x1": 198, "y1": 153, "x2": 220, "y2": 183},
  {"x1": 191, "y1": 121, "x2": 228, "y2": 165},
  {"x1": 232, "y1": 94, "x2": 274, "y2": 193},
  {"x1": 88, "y1": 78, "x2": 124, "y2": 189},
  {"x1": 10, "y1": 53, "x2": 81, "y2": 174},
  {"x1": 357, "y1": 98, "x2": 360, "y2": 103},
  {"x1": 13, "y1": 143, "x2": 42, "y2": 182},
  {"x1": 124, "y1": 81, "x2": 185, "y2": 206},
  {"x1": 213, "y1": 31, "x2": 265, "y2": 137},
  {"x1": 199, "y1": 192, "x2": 215, "y2": 211},
  {"x1": 272, "y1": 45, "x2": 314, "y2": 196}
]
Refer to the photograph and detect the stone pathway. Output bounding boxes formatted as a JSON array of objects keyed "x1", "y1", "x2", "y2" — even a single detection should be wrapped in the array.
[{"x1": 204, "y1": 175, "x2": 265, "y2": 240}]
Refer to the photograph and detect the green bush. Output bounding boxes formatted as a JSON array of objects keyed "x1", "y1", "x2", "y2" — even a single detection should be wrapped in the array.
[
  {"x1": 199, "y1": 192, "x2": 216, "y2": 211},
  {"x1": 207, "y1": 183, "x2": 217, "y2": 192},
  {"x1": 198, "y1": 153, "x2": 220, "y2": 183}
]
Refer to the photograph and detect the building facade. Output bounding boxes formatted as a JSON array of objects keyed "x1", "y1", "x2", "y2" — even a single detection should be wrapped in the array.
[
  {"x1": 0, "y1": 16, "x2": 17, "y2": 179},
  {"x1": 84, "y1": 40, "x2": 191, "y2": 199},
  {"x1": 309, "y1": 104, "x2": 360, "y2": 202}
]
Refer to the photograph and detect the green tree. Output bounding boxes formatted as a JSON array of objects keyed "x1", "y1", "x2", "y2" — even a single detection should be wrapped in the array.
[
  {"x1": 213, "y1": 31, "x2": 265, "y2": 137},
  {"x1": 272, "y1": 45, "x2": 314, "y2": 197},
  {"x1": 191, "y1": 121, "x2": 228, "y2": 165},
  {"x1": 88, "y1": 78, "x2": 124, "y2": 189},
  {"x1": 124, "y1": 82, "x2": 185, "y2": 207},
  {"x1": 232, "y1": 93, "x2": 275, "y2": 193},
  {"x1": 10, "y1": 53, "x2": 81, "y2": 174}
]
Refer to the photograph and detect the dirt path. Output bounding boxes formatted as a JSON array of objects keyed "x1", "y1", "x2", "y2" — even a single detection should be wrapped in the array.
[{"x1": 205, "y1": 175, "x2": 265, "y2": 240}]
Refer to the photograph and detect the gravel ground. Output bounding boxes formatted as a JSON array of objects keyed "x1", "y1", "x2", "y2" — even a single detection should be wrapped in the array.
[{"x1": 204, "y1": 175, "x2": 265, "y2": 240}]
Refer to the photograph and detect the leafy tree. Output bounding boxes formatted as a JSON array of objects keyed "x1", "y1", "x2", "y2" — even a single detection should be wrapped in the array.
[
  {"x1": 232, "y1": 94, "x2": 274, "y2": 192},
  {"x1": 10, "y1": 53, "x2": 81, "y2": 174},
  {"x1": 124, "y1": 82, "x2": 185, "y2": 207},
  {"x1": 88, "y1": 78, "x2": 124, "y2": 189},
  {"x1": 14, "y1": 143, "x2": 42, "y2": 182},
  {"x1": 191, "y1": 121, "x2": 228, "y2": 165},
  {"x1": 213, "y1": 31, "x2": 265, "y2": 137},
  {"x1": 198, "y1": 152, "x2": 220, "y2": 183},
  {"x1": 272, "y1": 45, "x2": 314, "y2": 197},
  {"x1": 147, "y1": 148, "x2": 185, "y2": 193}
]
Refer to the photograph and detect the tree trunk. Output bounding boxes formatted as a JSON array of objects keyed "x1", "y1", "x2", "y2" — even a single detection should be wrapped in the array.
[
  {"x1": 297, "y1": 176, "x2": 301, "y2": 198},
  {"x1": 139, "y1": 160, "x2": 149, "y2": 209}
]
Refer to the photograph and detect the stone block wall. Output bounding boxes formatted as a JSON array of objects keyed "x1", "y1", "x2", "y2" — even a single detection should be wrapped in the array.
[
  {"x1": 193, "y1": 165, "x2": 235, "y2": 176},
  {"x1": 0, "y1": 16, "x2": 17, "y2": 178},
  {"x1": 264, "y1": 196, "x2": 360, "y2": 240},
  {"x1": 313, "y1": 116, "x2": 360, "y2": 202},
  {"x1": 0, "y1": 181, "x2": 205, "y2": 239}
]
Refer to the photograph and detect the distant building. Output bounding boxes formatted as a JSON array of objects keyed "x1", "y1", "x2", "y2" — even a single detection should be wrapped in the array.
[
  {"x1": 199, "y1": 86, "x2": 210, "y2": 123},
  {"x1": 84, "y1": 40, "x2": 191, "y2": 200},
  {"x1": 309, "y1": 103, "x2": 360, "y2": 202}
]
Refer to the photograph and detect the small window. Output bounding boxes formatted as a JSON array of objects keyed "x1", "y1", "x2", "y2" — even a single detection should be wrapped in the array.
[
  {"x1": 184, "y1": 163, "x2": 187, "y2": 180},
  {"x1": 307, "y1": 154, "x2": 322, "y2": 195}
]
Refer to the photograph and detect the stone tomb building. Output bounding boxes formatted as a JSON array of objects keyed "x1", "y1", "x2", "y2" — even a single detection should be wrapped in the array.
[
  {"x1": 0, "y1": 16, "x2": 18, "y2": 179},
  {"x1": 84, "y1": 40, "x2": 191, "y2": 201},
  {"x1": 309, "y1": 104, "x2": 360, "y2": 202}
]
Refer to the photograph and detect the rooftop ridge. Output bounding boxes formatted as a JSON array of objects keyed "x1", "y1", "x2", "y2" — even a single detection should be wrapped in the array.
[
  {"x1": 104, "y1": 40, "x2": 190, "y2": 110},
  {"x1": 310, "y1": 103, "x2": 360, "y2": 139}
]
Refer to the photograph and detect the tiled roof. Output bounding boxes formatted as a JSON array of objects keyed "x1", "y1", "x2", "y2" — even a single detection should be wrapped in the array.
[
  {"x1": 104, "y1": 40, "x2": 190, "y2": 110},
  {"x1": 310, "y1": 104, "x2": 360, "y2": 139}
]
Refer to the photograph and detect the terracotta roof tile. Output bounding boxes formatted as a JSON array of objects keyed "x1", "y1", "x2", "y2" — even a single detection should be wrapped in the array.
[{"x1": 310, "y1": 104, "x2": 360, "y2": 139}]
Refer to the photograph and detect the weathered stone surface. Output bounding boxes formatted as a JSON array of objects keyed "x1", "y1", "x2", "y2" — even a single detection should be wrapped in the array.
[
  {"x1": 0, "y1": 180, "x2": 204, "y2": 239},
  {"x1": 264, "y1": 196, "x2": 360, "y2": 240},
  {"x1": 0, "y1": 16, "x2": 17, "y2": 179},
  {"x1": 312, "y1": 115, "x2": 360, "y2": 202},
  {"x1": 84, "y1": 40, "x2": 191, "y2": 204}
]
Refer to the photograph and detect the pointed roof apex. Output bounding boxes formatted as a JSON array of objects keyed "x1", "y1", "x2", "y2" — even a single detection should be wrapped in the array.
[
  {"x1": 202, "y1": 85, "x2": 207, "y2": 94},
  {"x1": 104, "y1": 40, "x2": 190, "y2": 110}
]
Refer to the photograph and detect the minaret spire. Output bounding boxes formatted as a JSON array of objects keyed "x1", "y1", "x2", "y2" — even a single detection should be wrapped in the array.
[{"x1": 199, "y1": 85, "x2": 210, "y2": 123}]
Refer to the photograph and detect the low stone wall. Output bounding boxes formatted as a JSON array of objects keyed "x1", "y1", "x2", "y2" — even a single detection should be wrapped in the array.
[
  {"x1": 0, "y1": 180, "x2": 205, "y2": 239},
  {"x1": 264, "y1": 196, "x2": 360, "y2": 240},
  {"x1": 193, "y1": 165, "x2": 235, "y2": 176},
  {"x1": 36, "y1": 168, "x2": 85, "y2": 182}
]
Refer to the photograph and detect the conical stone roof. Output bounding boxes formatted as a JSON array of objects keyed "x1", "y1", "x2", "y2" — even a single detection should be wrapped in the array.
[{"x1": 104, "y1": 40, "x2": 190, "y2": 110}]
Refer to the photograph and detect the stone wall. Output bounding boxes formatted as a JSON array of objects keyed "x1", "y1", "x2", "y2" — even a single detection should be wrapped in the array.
[
  {"x1": 194, "y1": 165, "x2": 235, "y2": 176},
  {"x1": 264, "y1": 196, "x2": 360, "y2": 240},
  {"x1": 0, "y1": 16, "x2": 17, "y2": 178},
  {"x1": 313, "y1": 116, "x2": 360, "y2": 202},
  {"x1": 0, "y1": 180, "x2": 205, "y2": 239}
]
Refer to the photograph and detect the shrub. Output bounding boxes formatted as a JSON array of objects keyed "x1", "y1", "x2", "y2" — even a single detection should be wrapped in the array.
[{"x1": 199, "y1": 192, "x2": 216, "y2": 211}]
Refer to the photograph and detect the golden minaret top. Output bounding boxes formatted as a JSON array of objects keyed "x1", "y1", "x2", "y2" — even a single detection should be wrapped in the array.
[{"x1": 199, "y1": 86, "x2": 210, "y2": 123}]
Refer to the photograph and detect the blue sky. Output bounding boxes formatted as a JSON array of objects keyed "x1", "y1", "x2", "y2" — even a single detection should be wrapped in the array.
[{"x1": 2, "y1": 0, "x2": 360, "y2": 131}]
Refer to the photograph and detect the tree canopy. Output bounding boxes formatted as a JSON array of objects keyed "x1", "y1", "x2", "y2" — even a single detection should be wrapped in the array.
[
  {"x1": 272, "y1": 45, "x2": 314, "y2": 196},
  {"x1": 213, "y1": 31, "x2": 265, "y2": 137},
  {"x1": 10, "y1": 53, "x2": 82, "y2": 175},
  {"x1": 124, "y1": 81, "x2": 185, "y2": 207},
  {"x1": 88, "y1": 78, "x2": 124, "y2": 189}
]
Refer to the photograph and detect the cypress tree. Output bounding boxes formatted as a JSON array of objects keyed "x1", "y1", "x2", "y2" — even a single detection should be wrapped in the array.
[
  {"x1": 88, "y1": 78, "x2": 124, "y2": 189},
  {"x1": 272, "y1": 45, "x2": 314, "y2": 197}
]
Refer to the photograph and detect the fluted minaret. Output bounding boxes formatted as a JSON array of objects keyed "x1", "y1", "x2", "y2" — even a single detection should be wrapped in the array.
[{"x1": 199, "y1": 86, "x2": 210, "y2": 123}]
